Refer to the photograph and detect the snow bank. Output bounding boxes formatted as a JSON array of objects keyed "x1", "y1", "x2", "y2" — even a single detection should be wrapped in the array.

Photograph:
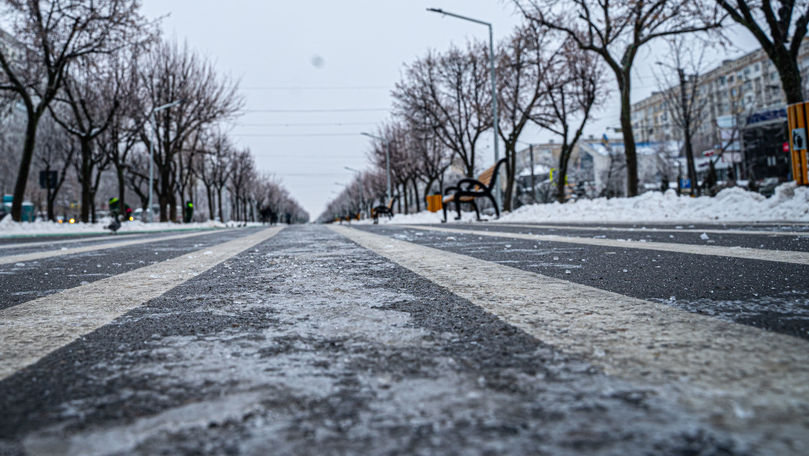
[
  {"x1": 0, "y1": 216, "x2": 263, "y2": 237},
  {"x1": 362, "y1": 183, "x2": 809, "y2": 225},
  {"x1": 501, "y1": 183, "x2": 809, "y2": 223}
]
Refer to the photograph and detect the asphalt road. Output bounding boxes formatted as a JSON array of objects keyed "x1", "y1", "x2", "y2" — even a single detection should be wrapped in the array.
[{"x1": 1, "y1": 222, "x2": 807, "y2": 455}]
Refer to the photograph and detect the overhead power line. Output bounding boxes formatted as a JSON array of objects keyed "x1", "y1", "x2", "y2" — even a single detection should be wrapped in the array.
[
  {"x1": 234, "y1": 133, "x2": 361, "y2": 137},
  {"x1": 235, "y1": 122, "x2": 377, "y2": 127},
  {"x1": 244, "y1": 108, "x2": 389, "y2": 113},
  {"x1": 241, "y1": 85, "x2": 388, "y2": 91}
]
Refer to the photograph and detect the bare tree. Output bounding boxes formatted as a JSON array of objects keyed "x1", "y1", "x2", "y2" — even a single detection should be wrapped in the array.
[
  {"x1": 0, "y1": 0, "x2": 144, "y2": 221},
  {"x1": 49, "y1": 57, "x2": 119, "y2": 222},
  {"x1": 229, "y1": 148, "x2": 255, "y2": 222},
  {"x1": 534, "y1": 40, "x2": 605, "y2": 203},
  {"x1": 139, "y1": 39, "x2": 242, "y2": 222},
  {"x1": 716, "y1": 0, "x2": 809, "y2": 103},
  {"x1": 655, "y1": 39, "x2": 709, "y2": 196},
  {"x1": 518, "y1": 0, "x2": 721, "y2": 197},
  {"x1": 496, "y1": 22, "x2": 559, "y2": 210},
  {"x1": 35, "y1": 115, "x2": 76, "y2": 220},
  {"x1": 393, "y1": 42, "x2": 492, "y2": 177},
  {"x1": 96, "y1": 44, "x2": 148, "y2": 213}
]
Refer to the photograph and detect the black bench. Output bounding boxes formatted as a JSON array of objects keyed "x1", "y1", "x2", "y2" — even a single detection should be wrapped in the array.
[
  {"x1": 442, "y1": 158, "x2": 507, "y2": 222},
  {"x1": 371, "y1": 196, "x2": 397, "y2": 224}
]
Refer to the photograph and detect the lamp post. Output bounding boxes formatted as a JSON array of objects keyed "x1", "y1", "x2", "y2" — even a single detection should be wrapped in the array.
[
  {"x1": 361, "y1": 132, "x2": 392, "y2": 201},
  {"x1": 146, "y1": 99, "x2": 183, "y2": 222},
  {"x1": 426, "y1": 7, "x2": 501, "y2": 210}
]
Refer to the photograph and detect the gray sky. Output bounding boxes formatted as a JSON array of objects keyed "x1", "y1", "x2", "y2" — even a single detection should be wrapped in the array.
[{"x1": 141, "y1": 1, "x2": 759, "y2": 218}]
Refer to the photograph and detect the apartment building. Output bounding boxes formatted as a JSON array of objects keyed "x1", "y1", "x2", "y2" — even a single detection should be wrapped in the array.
[{"x1": 631, "y1": 40, "x2": 809, "y2": 181}]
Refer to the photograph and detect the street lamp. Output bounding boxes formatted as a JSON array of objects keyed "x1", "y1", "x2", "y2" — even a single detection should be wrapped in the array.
[
  {"x1": 426, "y1": 7, "x2": 501, "y2": 209},
  {"x1": 147, "y1": 99, "x2": 183, "y2": 222},
  {"x1": 344, "y1": 166, "x2": 362, "y2": 174},
  {"x1": 361, "y1": 132, "x2": 392, "y2": 201}
]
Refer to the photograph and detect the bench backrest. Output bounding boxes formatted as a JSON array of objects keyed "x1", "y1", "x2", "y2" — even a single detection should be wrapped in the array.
[
  {"x1": 475, "y1": 158, "x2": 508, "y2": 191},
  {"x1": 477, "y1": 166, "x2": 496, "y2": 188}
]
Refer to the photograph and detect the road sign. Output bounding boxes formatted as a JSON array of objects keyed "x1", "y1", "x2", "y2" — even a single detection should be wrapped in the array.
[
  {"x1": 792, "y1": 128, "x2": 807, "y2": 151},
  {"x1": 39, "y1": 170, "x2": 57, "y2": 189},
  {"x1": 787, "y1": 102, "x2": 809, "y2": 185}
]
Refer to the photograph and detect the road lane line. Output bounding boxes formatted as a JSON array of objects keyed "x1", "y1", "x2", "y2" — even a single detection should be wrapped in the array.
[
  {"x1": 0, "y1": 227, "x2": 283, "y2": 380},
  {"x1": 502, "y1": 223, "x2": 809, "y2": 238},
  {"x1": 400, "y1": 224, "x2": 809, "y2": 265},
  {"x1": 332, "y1": 225, "x2": 809, "y2": 439},
  {"x1": 0, "y1": 229, "x2": 226, "y2": 266},
  {"x1": 0, "y1": 235, "x2": 128, "y2": 251}
]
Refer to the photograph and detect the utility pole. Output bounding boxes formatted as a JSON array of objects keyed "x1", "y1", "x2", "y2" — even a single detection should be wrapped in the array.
[
  {"x1": 426, "y1": 8, "x2": 501, "y2": 211},
  {"x1": 529, "y1": 144, "x2": 536, "y2": 203}
]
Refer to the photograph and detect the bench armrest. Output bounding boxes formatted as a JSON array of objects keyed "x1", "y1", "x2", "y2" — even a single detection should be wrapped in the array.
[{"x1": 457, "y1": 178, "x2": 485, "y2": 191}]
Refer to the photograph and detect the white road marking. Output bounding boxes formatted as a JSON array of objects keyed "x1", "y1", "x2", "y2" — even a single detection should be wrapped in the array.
[
  {"x1": 0, "y1": 234, "x2": 129, "y2": 250},
  {"x1": 0, "y1": 230, "x2": 224, "y2": 266},
  {"x1": 399, "y1": 224, "x2": 809, "y2": 265},
  {"x1": 0, "y1": 227, "x2": 283, "y2": 380},
  {"x1": 503, "y1": 223, "x2": 809, "y2": 238},
  {"x1": 332, "y1": 225, "x2": 809, "y2": 443}
]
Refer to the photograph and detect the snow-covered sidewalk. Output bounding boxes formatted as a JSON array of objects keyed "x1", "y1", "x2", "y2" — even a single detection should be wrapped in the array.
[
  {"x1": 0, "y1": 217, "x2": 262, "y2": 237},
  {"x1": 365, "y1": 183, "x2": 809, "y2": 225}
]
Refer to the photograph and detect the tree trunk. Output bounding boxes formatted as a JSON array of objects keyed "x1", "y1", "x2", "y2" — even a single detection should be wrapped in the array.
[
  {"x1": 503, "y1": 145, "x2": 516, "y2": 212},
  {"x1": 556, "y1": 146, "x2": 569, "y2": 203},
  {"x1": 169, "y1": 192, "x2": 177, "y2": 222},
  {"x1": 217, "y1": 187, "x2": 225, "y2": 222},
  {"x1": 79, "y1": 139, "x2": 93, "y2": 223},
  {"x1": 402, "y1": 183, "x2": 409, "y2": 214},
  {"x1": 159, "y1": 168, "x2": 170, "y2": 222},
  {"x1": 116, "y1": 165, "x2": 126, "y2": 211},
  {"x1": 10, "y1": 111, "x2": 41, "y2": 222},
  {"x1": 411, "y1": 177, "x2": 421, "y2": 212},
  {"x1": 619, "y1": 78, "x2": 639, "y2": 197},
  {"x1": 774, "y1": 49, "x2": 805, "y2": 104},
  {"x1": 205, "y1": 184, "x2": 215, "y2": 221}
]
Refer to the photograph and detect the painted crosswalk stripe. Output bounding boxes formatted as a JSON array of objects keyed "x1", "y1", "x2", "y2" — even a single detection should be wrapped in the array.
[
  {"x1": 399, "y1": 224, "x2": 809, "y2": 265},
  {"x1": 0, "y1": 227, "x2": 284, "y2": 380},
  {"x1": 0, "y1": 229, "x2": 225, "y2": 266},
  {"x1": 503, "y1": 223, "x2": 809, "y2": 238},
  {"x1": 331, "y1": 225, "x2": 809, "y2": 444}
]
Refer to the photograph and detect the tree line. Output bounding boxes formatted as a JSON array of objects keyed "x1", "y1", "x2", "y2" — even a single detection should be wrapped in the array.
[
  {"x1": 320, "y1": 0, "x2": 809, "y2": 221},
  {"x1": 0, "y1": 0, "x2": 308, "y2": 224}
]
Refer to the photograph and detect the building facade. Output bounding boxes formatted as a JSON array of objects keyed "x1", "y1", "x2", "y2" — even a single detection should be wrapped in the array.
[{"x1": 631, "y1": 40, "x2": 809, "y2": 182}]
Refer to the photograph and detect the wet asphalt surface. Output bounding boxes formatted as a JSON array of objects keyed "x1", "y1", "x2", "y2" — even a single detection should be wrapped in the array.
[
  {"x1": 419, "y1": 223, "x2": 809, "y2": 252},
  {"x1": 0, "y1": 228, "x2": 258, "y2": 310},
  {"x1": 0, "y1": 225, "x2": 748, "y2": 455},
  {"x1": 355, "y1": 224, "x2": 809, "y2": 341},
  {"x1": 0, "y1": 224, "x2": 805, "y2": 454}
]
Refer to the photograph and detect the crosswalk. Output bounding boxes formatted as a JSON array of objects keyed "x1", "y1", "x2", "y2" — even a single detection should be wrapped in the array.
[
  {"x1": 0, "y1": 227, "x2": 283, "y2": 380},
  {"x1": 0, "y1": 230, "x2": 225, "y2": 266},
  {"x1": 331, "y1": 224, "x2": 809, "y2": 447},
  {"x1": 2, "y1": 223, "x2": 807, "y2": 451},
  {"x1": 398, "y1": 224, "x2": 809, "y2": 265}
]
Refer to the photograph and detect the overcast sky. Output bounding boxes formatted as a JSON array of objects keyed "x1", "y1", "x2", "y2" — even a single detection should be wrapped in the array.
[{"x1": 141, "y1": 1, "x2": 759, "y2": 219}]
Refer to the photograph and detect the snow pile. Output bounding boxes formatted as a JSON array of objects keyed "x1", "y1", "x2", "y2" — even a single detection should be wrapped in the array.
[
  {"x1": 503, "y1": 182, "x2": 809, "y2": 223},
  {"x1": 0, "y1": 216, "x2": 262, "y2": 237},
  {"x1": 359, "y1": 183, "x2": 809, "y2": 225}
]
